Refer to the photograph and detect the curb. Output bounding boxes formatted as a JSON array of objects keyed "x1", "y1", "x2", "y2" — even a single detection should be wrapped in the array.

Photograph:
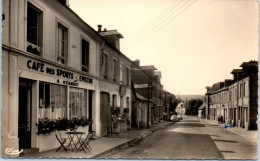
[
  {"x1": 201, "y1": 118, "x2": 256, "y2": 140},
  {"x1": 92, "y1": 122, "x2": 173, "y2": 158}
]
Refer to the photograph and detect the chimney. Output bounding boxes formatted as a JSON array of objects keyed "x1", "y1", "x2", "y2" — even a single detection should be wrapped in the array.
[
  {"x1": 133, "y1": 59, "x2": 140, "y2": 67},
  {"x1": 224, "y1": 79, "x2": 232, "y2": 86},
  {"x1": 58, "y1": 0, "x2": 69, "y2": 6},
  {"x1": 97, "y1": 25, "x2": 102, "y2": 32},
  {"x1": 240, "y1": 60, "x2": 258, "y2": 74},
  {"x1": 231, "y1": 69, "x2": 243, "y2": 80},
  {"x1": 205, "y1": 86, "x2": 211, "y2": 92}
]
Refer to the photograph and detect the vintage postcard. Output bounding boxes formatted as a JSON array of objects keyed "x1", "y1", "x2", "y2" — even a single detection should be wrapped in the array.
[{"x1": 1, "y1": 0, "x2": 258, "y2": 160}]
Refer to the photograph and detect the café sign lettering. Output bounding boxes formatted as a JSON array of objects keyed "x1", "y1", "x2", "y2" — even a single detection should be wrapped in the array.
[{"x1": 26, "y1": 59, "x2": 93, "y2": 84}]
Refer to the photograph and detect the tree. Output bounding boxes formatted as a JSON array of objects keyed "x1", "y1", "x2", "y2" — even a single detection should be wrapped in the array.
[{"x1": 184, "y1": 99, "x2": 203, "y2": 116}]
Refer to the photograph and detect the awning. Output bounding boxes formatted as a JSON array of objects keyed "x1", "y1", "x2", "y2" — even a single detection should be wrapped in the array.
[
  {"x1": 198, "y1": 103, "x2": 206, "y2": 110},
  {"x1": 136, "y1": 93, "x2": 152, "y2": 102}
]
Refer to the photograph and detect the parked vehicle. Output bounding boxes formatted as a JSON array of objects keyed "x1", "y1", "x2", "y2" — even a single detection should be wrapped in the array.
[
  {"x1": 177, "y1": 114, "x2": 183, "y2": 120},
  {"x1": 170, "y1": 115, "x2": 178, "y2": 122}
]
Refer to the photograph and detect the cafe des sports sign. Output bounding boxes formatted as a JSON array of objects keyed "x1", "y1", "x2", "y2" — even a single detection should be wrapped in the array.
[{"x1": 21, "y1": 57, "x2": 94, "y2": 87}]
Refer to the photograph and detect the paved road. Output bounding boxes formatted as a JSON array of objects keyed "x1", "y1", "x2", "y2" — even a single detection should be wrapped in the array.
[{"x1": 104, "y1": 116, "x2": 257, "y2": 159}]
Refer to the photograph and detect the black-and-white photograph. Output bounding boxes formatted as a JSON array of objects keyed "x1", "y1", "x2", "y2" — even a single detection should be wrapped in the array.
[{"x1": 1, "y1": 0, "x2": 258, "y2": 160}]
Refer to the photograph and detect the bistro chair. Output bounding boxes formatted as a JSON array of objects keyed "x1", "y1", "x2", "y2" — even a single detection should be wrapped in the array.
[
  {"x1": 55, "y1": 130, "x2": 69, "y2": 152},
  {"x1": 76, "y1": 131, "x2": 95, "y2": 153}
]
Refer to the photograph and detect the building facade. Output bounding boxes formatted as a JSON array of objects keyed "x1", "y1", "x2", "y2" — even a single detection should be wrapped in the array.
[
  {"x1": 162, "y1": 90, "x2": 175, "y2": 120},
  {"x1": 205, "y1": 61, "x2": 258, "y2": 131},
  {"x1": 1, "y1": 0, "x2": 135, "y2": 156},
  {"x1": 97, "y1": 26, "x2": 133, "y2": 136}
]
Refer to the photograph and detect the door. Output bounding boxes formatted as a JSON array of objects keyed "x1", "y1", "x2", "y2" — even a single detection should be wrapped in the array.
[
  {"x1": 88, "y1": 90, "x2": 93, "y2": 132},
  {"x1": 234, "y1": 108, "x2": 237, "y2": 126},
  {"x1": 100, "y1": 92, "x2": 109, "y2": 136},
  {"x1": 18, "y1": 78, "x2": 32, "y2": 150}
]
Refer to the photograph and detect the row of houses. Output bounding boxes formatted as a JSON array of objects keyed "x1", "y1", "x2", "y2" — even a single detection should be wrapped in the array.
[
  {"x1": 199, "y1": 61, "x2": 258, "y2": 131},
  {"x1": 1, "y1": 0, "x2": 176, "y2": 155}
]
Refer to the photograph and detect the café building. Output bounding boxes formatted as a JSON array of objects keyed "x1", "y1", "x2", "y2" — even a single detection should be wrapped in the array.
[{"x1": 1, "y1": 0, "x2": 104, "y2": 155}]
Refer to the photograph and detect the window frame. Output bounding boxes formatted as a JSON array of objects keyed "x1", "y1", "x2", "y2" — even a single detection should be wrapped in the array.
[
  {"x1": 81, "y1": 37, "x2": 90, "y2": 72},
  {"x1": 120, "y1": 63, "x2": 124, "y2": 85},
  {"x1": 126, "y1": 66, "x2": 130, "y2": 86},
  {"x1": 102, "y1": 53, "x2": 109, "y2": 79},
  {"x1": 112, "y1": 58, "x2": 117, "y2": 82},
  {"x1": 56, "y1": 19, "x2": 69, "y2": 65},
  {"x1": 26, "y1": 2, "x2": 43, "y2": 56}
]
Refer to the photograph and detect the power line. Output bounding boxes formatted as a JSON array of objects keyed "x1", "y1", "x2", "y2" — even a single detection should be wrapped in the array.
[
  {"x1": 126, "y1": 0, "x2": 185, "y2": 45},
  {"x1": 125, "y1": 0, "x2": 197, "y2": 51},
  {"x1": 127, "y1": 0, "x2": 182, "y2": 40}
]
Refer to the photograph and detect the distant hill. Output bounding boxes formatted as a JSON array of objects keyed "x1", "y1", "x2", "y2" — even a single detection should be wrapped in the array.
[{"x1": 177, "y1": 95, "x2": 204, "y2": 101}]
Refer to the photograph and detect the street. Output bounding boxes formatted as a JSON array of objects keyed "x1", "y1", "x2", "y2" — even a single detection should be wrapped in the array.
[{"x1": 104, "y1": 116, "x2": 257, "y2": 159}]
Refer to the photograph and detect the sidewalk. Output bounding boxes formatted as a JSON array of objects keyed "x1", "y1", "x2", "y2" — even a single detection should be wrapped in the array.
[
  {"x1": 20, "y1": 121, "x2": 173, "y2": 159},
  {"x1": 201, "y1": 118, "x2": 258, "y2": 143}
]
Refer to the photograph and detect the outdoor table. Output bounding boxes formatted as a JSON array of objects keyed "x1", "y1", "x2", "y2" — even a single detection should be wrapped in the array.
[{"x1": 66, "y1": 131, "x2": 86, "y2": 151}]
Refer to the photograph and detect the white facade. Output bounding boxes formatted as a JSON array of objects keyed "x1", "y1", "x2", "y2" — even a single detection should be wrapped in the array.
[{"x1": 1, "y1": 0, "x2": 118, "y2": 156}]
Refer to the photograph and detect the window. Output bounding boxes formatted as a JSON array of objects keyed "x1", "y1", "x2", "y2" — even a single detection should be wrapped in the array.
[
  {"x1": 120, "y1": 64, "x2": 124, "y2": 84},
  {"x1": 112, "y1": 95, "x2": 117, "y2": 107},
  {"x1": 126, "y1": 67, "x2": 130, "y2": 86},
  {"x1": 112, "y1": 59, "x2": 117, "y2": 81},
  {"x1": 235, "y1": 88, "x2": 237, "y2": 100},
  {"x1": 69, "y1": 87, "x2": 88, "y2": 118},
  {"x1": 57, "y1": 23, "x2": 68, "y2": 64},
  {"x1": 243, "y1": 82, "x2": 246, "y2": 97},
  {"x1": 104, "y1": 54, "x2": 108, "y2": 79},
  {"x1": 39, "y1": 82, "x2": 67, "y2": 120},
  {"x1": 27, "y1": 3, "x2": 42, "y2": 56},
  {"x1": 240, "y1": 84, "x2": 243, "y2": 97},
  {"x1": 82, "y1": 39, "x2": 89, "y2": 72}
]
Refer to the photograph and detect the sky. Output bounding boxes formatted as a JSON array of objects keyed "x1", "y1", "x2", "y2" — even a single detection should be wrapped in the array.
[{"x1": 69, "y1": 0, "x2": 258, "y2": 95}]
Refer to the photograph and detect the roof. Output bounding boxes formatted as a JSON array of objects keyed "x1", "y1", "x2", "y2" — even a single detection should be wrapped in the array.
[
  {"x1": 207, "y1": 83, "x2": 221, "y2": 93},
  {"x1": 240, "y1": 61, "x2": 258, "y2": 67},
  {"x1": 140, "y1": 65, "x2": 157, "y2": 70},
  {"x1": 198, "y1": 103, "x2": 206, "y2": 110},
  {"x1": 230, "y1": 69, "x2": 243, "y2": 74},
  {"x1": 45, "y1": 0, "x2": 136, "y2": 71},
  {"x1": 99, "y1": 30, "x2": 124, "y2": 38}
]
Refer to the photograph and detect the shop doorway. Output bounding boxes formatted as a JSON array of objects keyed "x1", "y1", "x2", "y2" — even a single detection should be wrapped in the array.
[
  {"x1": 18, "y1": 78, "x2": 32, "y2": 150},
  {"x1": 100, "y1": 92, "x2": 109, "y2": 136}
]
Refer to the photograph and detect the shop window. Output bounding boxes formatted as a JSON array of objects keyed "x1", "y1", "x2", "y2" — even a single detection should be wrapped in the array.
[
  {"x1": 27, "y1": 3, "x2": 42, "y2": 56},
  {"x1": 57, "y1": 23, "x2": 68, "y2": 65},
  {"x1": 39, "y1": 82, "x2": 67, "y2": 120},
  {"x1": 82, "y1": 39, "x2": 89, "y2": 72},
  {"x1": 69, "y1": 87, "x2": 88, "y2": 118}
]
